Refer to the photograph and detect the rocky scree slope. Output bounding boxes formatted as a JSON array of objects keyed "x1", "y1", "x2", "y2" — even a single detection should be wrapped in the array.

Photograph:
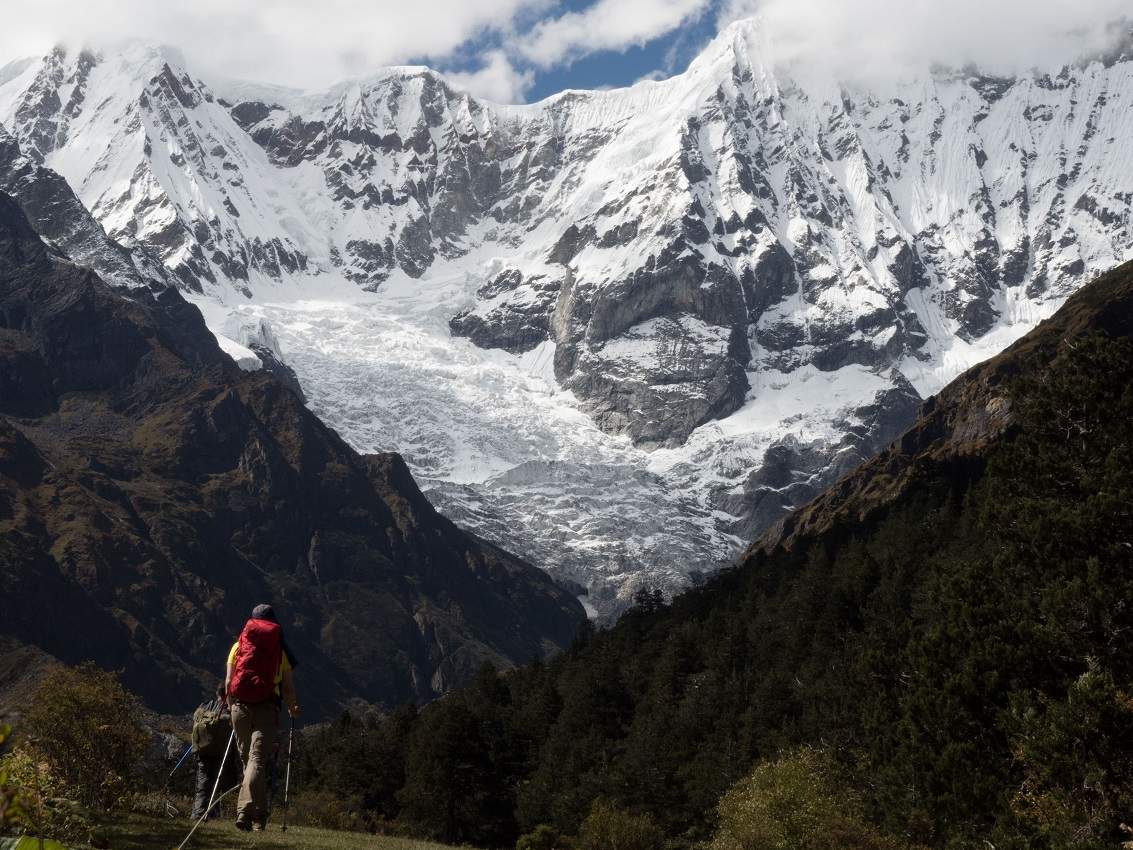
[
  {"x1": 1, "y1": 24, "x2": 1132, "y2": 611},
  {"x1": 0, "y1": 190, "x2": 584, "y2": 714}
]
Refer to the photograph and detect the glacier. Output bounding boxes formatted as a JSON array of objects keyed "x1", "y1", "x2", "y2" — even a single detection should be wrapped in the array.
[{"x1": 1, "y1": 22, "x2": 1131, "y2": 617}]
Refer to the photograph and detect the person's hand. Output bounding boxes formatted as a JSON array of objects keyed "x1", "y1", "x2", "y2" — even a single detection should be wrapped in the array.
[{"x1": 288, "y1": 704, "x2": 300, "y2": 718}]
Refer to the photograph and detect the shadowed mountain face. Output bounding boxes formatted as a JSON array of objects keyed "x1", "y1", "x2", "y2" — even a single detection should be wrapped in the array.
[{"x1": 0, "y1": 191, "x2": 584, "y2": 715}]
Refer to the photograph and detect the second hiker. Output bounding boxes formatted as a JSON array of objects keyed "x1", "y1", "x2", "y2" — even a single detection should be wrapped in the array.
[
  {"x1": 190, "y1": 683, "x2": 241, "y2": 820},
  {"x1": 225, "y1": 603, "x2": 299, "y2": 832}
]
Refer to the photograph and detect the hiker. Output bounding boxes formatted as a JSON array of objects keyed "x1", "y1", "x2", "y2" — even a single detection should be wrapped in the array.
[
  {"x1": 189, "y1": 684, "x2": 241, "y2": 820},
  {"x1": 225, "y1": 603, "x2": 299, "y2": 832}
]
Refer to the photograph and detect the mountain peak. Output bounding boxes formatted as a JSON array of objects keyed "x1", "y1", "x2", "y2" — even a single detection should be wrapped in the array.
[{"x1": 682, "y1": 16, "x2": 774, "y2": 85}]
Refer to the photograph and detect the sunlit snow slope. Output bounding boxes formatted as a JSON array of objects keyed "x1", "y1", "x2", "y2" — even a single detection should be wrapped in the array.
[{"x1": 2, "y1": 23, "x2": 1131, "y2": 616}]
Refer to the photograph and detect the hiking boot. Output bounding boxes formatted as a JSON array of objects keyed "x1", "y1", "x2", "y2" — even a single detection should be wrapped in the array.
[{"x1": 235, "y1": 817, "x2": 252, "y2": 832}]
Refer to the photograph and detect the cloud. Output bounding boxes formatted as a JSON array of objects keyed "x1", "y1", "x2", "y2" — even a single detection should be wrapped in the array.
[
  {"x1": 717, "y1": 0, "x2": 1132, "y2": 86},
  {"x1": 516, "y1": 0, "x2": 712, "y2": 69},
  {"x1": 1, "y1": 0, "x2": 1125, "y2": 102},
  {"x1": 444, "y1": 50, "x2": 535, "y2": 102},
  {"x1": 0, "y1": 0, "x2": 543, "y2": 89}
]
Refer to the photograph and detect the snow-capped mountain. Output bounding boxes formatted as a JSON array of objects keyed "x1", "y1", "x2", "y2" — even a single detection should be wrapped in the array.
[
  {"x1": 0, "y1": 120, "x2": 169, "y2": 289},
  {"x1": 2, "y1": 22, "x2": 1131, "y2": 616}
]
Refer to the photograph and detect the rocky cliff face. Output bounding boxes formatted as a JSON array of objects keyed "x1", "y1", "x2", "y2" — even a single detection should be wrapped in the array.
[
  {"x1": 0, "y1": 189, "x2": 584, "y2": 714},
  {"x1": 0, "y1": 45, "x2": 312, "y2": 294},
  {"x1": 1, "y1": 23, "x2": 1131, "y2": 613},
  {"x1": 0, "y1": 122, "x2": 169, "y2": 289}
]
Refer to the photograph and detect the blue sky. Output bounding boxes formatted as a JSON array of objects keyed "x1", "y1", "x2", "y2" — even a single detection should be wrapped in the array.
[
  {"x1": 430, "y1": 0, "x2": 725, "y2": 102},
  {"x1": 1, "y1": 0, "x2": 738, "y2": 102}
]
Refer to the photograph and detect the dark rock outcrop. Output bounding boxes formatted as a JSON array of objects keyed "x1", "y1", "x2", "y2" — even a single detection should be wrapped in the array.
[
  {"x1": 249, "y1": 342, "x2": 306, "y2": 402},
  {"x1": 549, "y1": 249, "x2": 753, "y2": 447}
]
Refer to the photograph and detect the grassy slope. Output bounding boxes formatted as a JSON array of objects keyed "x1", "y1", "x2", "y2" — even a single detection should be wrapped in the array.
[{"x1": 106, "y1": 815, "x2": 454, "y2": 850}]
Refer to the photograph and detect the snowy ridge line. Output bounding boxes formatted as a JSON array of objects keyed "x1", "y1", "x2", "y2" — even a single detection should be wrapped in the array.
[{"x1": 1, "y1": 20, "x2": 1131, "y2": 615}]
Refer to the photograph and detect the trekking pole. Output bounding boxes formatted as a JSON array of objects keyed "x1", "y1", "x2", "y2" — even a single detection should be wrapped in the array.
[
  {"x1": 173, "y1": 730, "x2": 237, "y2": 850},
  {"x1": 162, "y1": 744, "x2": 194, "y2": 818},
  {"x1": 174, "y1": 783, "x2": 242, "y2": 850},
  {"x1": 203, "y1": 730, "x2": 235, "y2": 820},
  {"x1": 168, "y1": 744, "x2": 193, "y2": 781},
  {"x1": 280, "y1": 716, "x2": 295, "y2": 832}
]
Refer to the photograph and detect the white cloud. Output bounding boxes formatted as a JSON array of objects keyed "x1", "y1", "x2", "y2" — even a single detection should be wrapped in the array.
[
  {"x1": 0, "y1": 0, "x2": 543, "y2": 89},
  {"x1": 717, "y1": 0, "x2": 1132, "y2": 86},
  {"x1": 516, "y1": 0, "x2": 712, "y2": 69},
  {"x1": 633, "y1": 69, "x2": 669, "y2": 84},
  {"x1": 0, "y1": 0, "x2": 1125, "y2": 100},
  {"x1": 445, "y1": 50, "x2": 535, "y2": 102}
]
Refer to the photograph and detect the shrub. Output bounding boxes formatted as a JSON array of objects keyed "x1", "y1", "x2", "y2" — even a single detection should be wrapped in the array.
[
  {"x1": 288, "y1": 788, "x2": 409, "y2": 835},
  {"x1": 21, "y1": 663, "x2": 148, "y2": 811},
  {"x1": 0, "y1": 743, "x2": 99, "y2": 842},
  {"x1": 577, "y1": 800, "x2": 665, "y2": 850},
  {"x1": 706, "y1": 748, "x2": 906, "y2": 850},
  {"x1": 1008, "y1": 665, "x2": 1133, "y2": 850},
  {"x1": 0, "y1": 723, "x2": 31, "y2": 830},
  {"x1": 518, "y1": 823, "x2": 567, "y2": 850}
]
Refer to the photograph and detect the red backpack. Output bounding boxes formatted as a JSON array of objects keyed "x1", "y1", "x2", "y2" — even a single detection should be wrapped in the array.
[{"x1": 229, "y1": 618, "x2": 282, "y2": 704}]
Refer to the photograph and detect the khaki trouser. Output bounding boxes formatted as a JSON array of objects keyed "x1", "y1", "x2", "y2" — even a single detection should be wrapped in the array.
[{"x1": 230, "y1": 700, "x2": 278, "y2": 825}]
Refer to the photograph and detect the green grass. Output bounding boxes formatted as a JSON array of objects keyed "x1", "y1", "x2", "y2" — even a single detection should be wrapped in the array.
[{"x1": 104, "y1": 814, "x2": 458, "y2": 850}]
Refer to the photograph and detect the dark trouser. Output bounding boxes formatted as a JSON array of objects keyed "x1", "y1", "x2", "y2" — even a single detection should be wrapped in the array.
[
  {"x1": 190, "y1": 751, "x2": 241, "y2": 820},
  {"x1": 231, "y1": 700, "x2": 279, "y2": 826}
]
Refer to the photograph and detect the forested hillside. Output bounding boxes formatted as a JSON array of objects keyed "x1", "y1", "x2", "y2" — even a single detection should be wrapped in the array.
[{"x1": 300, "y1": 260, "x2": 1133, "y2": 849}]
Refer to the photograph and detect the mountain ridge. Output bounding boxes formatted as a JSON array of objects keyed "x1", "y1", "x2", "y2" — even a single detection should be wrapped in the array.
[
  {"x1": 0, "y1": 187, "x2": 584, "y2": 714},
  {"x1": 1, "y1": 21, "x2": 1131, "y2": 613}
]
